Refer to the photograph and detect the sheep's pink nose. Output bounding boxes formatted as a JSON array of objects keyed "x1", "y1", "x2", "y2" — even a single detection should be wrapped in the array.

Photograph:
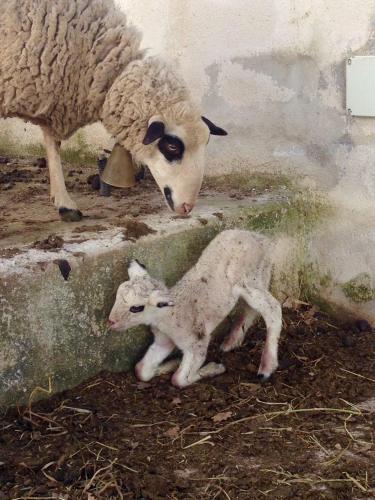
[
  {"x1": 108, "y1": 319, "x2": 116, "y2": 327},
  {"x1": 182, "y1": 203, "x2": 194, "y2": 214}
]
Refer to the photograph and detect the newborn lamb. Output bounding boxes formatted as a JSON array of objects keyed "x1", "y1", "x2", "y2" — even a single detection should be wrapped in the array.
[{"x1": 109, "y1": 230, "x2": 282, "y2": 387}]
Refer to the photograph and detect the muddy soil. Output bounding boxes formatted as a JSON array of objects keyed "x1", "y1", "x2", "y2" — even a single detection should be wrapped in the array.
[
  {"x1": 0, "y1": 305, "x2": 374, "y2": 499},
  {"x1": 0, "y1": 158, "x2": 164, "y2": 245},
  {"x1": 0, "y1": 157, "x2": 269, "y2": 249}
]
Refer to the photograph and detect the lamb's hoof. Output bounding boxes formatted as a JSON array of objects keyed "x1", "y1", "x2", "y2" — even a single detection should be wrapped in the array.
[
  {"x1": 257, "y1": 373, "x2": 273, "y2": 384},
  {"x1": 59, "y1": 208, "x2": 83, "y2": 222}
]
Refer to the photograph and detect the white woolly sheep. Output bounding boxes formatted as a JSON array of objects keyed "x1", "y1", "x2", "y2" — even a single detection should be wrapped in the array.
[
  {"x1": 109, "y1": 230, "x2": 282, "y2": 388},
  {"x1": 0, "y1": 0, "x2": 227, "y2": 221}
]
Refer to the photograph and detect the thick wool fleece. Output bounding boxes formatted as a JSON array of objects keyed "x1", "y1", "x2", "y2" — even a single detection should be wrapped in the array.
[
  {"x1": 101, "y1": 57, "x2": 197, "y2": 161},
  {"x1": 0, "y1": 0, "x2": 143, "y2": 139}
]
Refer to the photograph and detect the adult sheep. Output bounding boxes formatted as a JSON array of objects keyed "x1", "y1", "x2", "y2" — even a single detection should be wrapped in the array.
[{"x1": 0, "y1": 0, "x2": 227, "y2": 221}]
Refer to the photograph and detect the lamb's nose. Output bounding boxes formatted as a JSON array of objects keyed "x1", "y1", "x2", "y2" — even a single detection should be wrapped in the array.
[
  {"x1": 108, "y1": 319, "x2": 116, "y2": 327},
  {"x1": 182, "y1": 203, "x2": 194, "y2": 214}
]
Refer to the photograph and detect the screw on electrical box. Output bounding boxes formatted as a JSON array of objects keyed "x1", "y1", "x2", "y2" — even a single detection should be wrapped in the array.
[
  {"x1": 347, "y1": 58, "x2": 352, "y2": 65},
  {"x1": 97, "y1": 156, "x2": 112, "y2": 197}
]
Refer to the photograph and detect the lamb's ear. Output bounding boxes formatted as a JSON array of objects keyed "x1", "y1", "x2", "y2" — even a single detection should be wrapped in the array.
[
  {"x1": 202, "y1": 116, "x2": 227, "y2": 136},
  {"x1": 128, "y1": 260, "x2": 148, "y2": 280},
  {"x1": 149, "y1": 290, "x2": 174, "y2": 308},
  {"x1": 143, "y1": 120, "x2": 165, "y2": 145}
]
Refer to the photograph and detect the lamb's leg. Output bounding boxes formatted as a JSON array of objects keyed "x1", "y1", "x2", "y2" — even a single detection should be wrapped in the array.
[
  {"x1": 221, "y1": 308, "x2": 258, "y2": 352},
  {"x1": 171, "y1": 340, "x2": 225, "y2": 388},
  {"x1": 135, "y1": 330, "x2": 175, "y2": 382},
  {"x1": 233, "y1": 285, "x2": 282, "y2": 381},
  {"x1": 41, "y1": 126, "x2": 82, "y2": 222}
]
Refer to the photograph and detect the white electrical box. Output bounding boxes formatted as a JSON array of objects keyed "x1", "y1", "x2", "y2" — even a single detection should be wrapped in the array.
[{"x1": 346, "y1": 56, "x2": 375, "y2": 117}]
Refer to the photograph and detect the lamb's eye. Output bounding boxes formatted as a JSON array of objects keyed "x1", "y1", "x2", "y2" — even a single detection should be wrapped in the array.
[
  {"x1": 129, "y1": 305, "x2": 145, "y2": 313},
  {"x1": 167, "y1": 144, "x2": 178, "y2": 151}
]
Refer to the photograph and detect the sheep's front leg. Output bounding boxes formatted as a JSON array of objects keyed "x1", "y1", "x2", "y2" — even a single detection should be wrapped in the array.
[
  {"x1": 234, "y1": 285, "x2": 282, "y2": 381},
  {"x1": 171, "y1": 339, "x2": 225, "y2": 388},
  {"x1": 135, "y1": 329, "x2": 175, "y2": 382},
  {"x1": 41, "y1": 126, "x2": 82, "y2": 222}
]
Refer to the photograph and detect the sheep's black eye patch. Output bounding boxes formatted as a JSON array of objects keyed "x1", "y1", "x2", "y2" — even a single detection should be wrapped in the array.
[
  {"x1": 158, "y1": 135, "x2": 185, "y2": 162},
  {"x1": 130, "y1": 305, "x2": 145, "y2": 313}
]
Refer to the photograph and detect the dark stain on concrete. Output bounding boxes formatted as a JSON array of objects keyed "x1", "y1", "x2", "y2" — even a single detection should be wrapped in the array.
[{"x1": 56, "y1": 259, "x2": 71, "y2": 281}]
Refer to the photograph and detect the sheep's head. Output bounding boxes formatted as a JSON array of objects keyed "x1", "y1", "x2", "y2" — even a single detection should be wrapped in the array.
[
  {"x1": 108, "y1": 261, "x2": 174, "y2": 332},
  {"x1": 140, "y1": 109, "x2": 227, "y2": 215}
]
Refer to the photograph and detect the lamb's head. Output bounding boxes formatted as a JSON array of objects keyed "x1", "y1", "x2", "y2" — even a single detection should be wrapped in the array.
[
  {"x1": 140, "y1": 110, "x2": 227, "y2": 215},
  {"x1": 108, "y1": 261, "x2": 174, "y2": 331}
]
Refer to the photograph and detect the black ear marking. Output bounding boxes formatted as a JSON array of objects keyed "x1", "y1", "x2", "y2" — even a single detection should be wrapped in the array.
[
  {"x1": 143, "y1": 121, "x2": 165, "y2": 145},
  {"x1": 134, "y1": 259, "x2": 146, "y2": 269},
  {"x1": 202, "y1": 116, "x2": 228, "y2": 136}
]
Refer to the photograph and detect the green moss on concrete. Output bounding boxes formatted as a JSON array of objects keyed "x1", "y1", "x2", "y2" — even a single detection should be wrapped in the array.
[
  {"x1": 203, "y1": 171, "x2": 292, "y2": 194},
  {"x1": 237, "y1": 190, "x2": 330, "y2": 236},
  {"x1": 342, "y1": 273, "x2": 375, "y2": 303},
  {"x1": 0, "y1": 130, "x2": 97, "y2": 165},
  {"x1": 61, "y1": 131, "x2": 98, "y2": 165},
  {"x1": 0, "y1": 131, "x2": 21, "y2": 156}
]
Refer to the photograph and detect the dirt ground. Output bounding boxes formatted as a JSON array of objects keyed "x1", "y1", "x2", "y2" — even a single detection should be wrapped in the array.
[
  {"x1": 1, "y1": 305, "x2": 374, "y2": 499},
  {"x1": 0, "y1": 156, "x2": 166, "y2": 246},
  {"x1": 0, "y1": 156, "x2": 272, "y2": 248}
]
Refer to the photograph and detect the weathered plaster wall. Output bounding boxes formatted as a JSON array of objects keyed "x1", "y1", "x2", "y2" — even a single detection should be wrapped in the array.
[{"x1": 163, "y1": 0, "x2": 375, "y2": 210}]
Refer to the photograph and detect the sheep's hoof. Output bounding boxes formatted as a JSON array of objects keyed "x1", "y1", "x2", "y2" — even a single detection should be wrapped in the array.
[
  {"x1": 59, "y1": 207, "x2": 83, "y2": 222},
  {"x1": 257, "y1": 373, "x2": 273, "y2": 384}
]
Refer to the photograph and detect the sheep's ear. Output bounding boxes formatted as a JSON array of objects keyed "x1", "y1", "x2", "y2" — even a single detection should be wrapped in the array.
[
  {"x1": 149, "y1": 290, "x2": 174, "y2": 307},
  {"x1": 128, "y1": 260, "x2": 148, "y2": 280},
  {"x1": 143, "y1": 120, "x2": 165, "y2": 145},
  {"x1": 202, "y1": 116, "x2": 227, "y2": 136}
]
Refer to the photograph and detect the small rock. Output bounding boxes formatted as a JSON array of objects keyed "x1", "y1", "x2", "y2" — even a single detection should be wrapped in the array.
[
  {"x1": 197, "y1": 217, "x2": 208, "y2": 225},
  {"x1": 355, "y1": 319, "x2": 373, "y2": 333},
  {"x1": 213, "y1": 212, "x2": 224, "y2": 220},
  {"x1": 129, "y1": 207, "x2": 141, "y2": 217}
]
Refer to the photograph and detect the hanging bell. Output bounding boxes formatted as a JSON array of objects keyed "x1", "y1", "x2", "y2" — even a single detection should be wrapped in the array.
[{"x1": 101, "y1": 143, "x2": 136, "y2": 188}]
